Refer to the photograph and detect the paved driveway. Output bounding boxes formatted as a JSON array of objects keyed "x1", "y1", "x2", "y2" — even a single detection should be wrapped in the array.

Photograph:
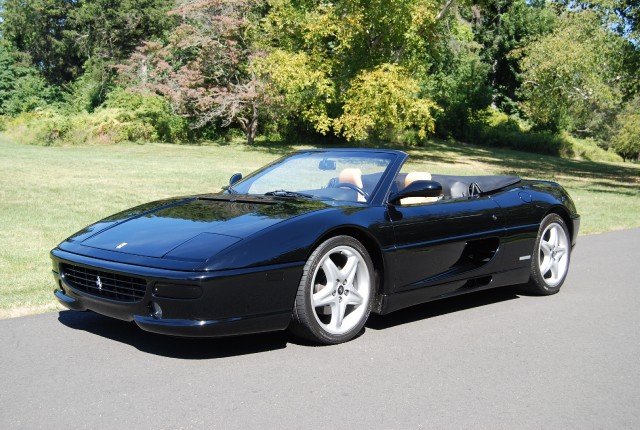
[{"x1": 1, "y1": 229, "x2": 639, "y2": 429}]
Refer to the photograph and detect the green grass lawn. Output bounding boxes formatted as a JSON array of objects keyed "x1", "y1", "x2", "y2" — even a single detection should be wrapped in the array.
[{"x1": 1, "y1": 138, "x2": 638, "y2": 318}]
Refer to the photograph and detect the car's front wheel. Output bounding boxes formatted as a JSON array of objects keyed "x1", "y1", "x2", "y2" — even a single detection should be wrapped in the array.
[
  {"x1": 524, "y1": 213, "x2": 571, "y2": 295},
  {"x1": 290, "y1": 235, "x2": 374, "y2": 344}
]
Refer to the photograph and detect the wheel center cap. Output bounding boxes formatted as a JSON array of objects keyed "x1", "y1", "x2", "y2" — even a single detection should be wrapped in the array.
[{"x1": 338, "y1": 286, "x2": 344, "y2": 295}]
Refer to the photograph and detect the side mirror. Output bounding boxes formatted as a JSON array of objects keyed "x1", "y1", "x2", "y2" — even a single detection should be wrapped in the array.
[
  {"x1": 389, "y1": 180, "x2": 442, "y2": 204},
  {"x1": 229, "y1": 173, "x2": 242, "y2": 186}
]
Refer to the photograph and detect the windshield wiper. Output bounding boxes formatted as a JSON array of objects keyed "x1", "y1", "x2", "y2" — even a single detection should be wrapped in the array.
[
  {"x1": 264, "y1": 190, "x2": 315, "y2": 199},
  {"x1": 226, "y1": 185, "x2": 238, "y2": 194}
]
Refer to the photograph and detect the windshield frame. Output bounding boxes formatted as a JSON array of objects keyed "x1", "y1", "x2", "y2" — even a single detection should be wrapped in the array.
[{"x1": 226, "y1": 149, "x2": 407, "y2": 206}]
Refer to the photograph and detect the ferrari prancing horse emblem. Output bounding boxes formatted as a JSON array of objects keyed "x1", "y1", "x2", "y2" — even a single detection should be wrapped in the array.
[{"x1": 96, "y1": 276, "x2": 103, "y2": 291}]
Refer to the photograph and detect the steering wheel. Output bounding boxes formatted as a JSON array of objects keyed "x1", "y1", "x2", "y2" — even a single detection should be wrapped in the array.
[{"x1": 334, "y1": 182, "x2": 370, "y2": 201}]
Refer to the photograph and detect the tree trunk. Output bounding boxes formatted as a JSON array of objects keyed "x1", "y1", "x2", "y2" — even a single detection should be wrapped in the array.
[{"x1": 245, "y1": 103, "x2": 258, "y2": 145}]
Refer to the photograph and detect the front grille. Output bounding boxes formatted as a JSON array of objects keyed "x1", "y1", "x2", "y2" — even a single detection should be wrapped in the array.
[{"x1": 61, "y1": 264, "x2": 147, "y2": 302}]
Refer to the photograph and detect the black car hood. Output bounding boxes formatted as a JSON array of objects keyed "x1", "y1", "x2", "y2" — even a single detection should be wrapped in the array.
[{"x1": 60, "y1": 195, "x2": 330, "y2": 262}]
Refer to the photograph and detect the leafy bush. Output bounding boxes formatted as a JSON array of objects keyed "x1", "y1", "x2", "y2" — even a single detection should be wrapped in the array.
[
  {"x1": 2, "y1": 90, "x2": 190, "y2": 145},
  {"x1": 335, "y1": 64, "x2": 440, "y2": 142},
  {"x1": 64, "y1": 59, "x2": 113, "y2": 113},
  {"x1": 611, "y1": 96, "x2": 640, "y2": 161},
  {"x1": 0, "y1": 43, "x2": 60, "y2": 115},
  {"x1": 103, "y1": 89, "x2": 189, "y2": 142},
  {"x1": 466, "y1": 109, "x2": 623, "y2": 162},
  {"x1": 476, "y1": 126, "x2": 573, "y2": 156},
  {"x1": 466, "y1": 109, "x2": 573, "y2": 156},
  {"x1": 2, "y1": 73, "x2": 59, "y2": 115},
  {"x1": 428, "y1": 42, "x2": 493, "y2": 140}
]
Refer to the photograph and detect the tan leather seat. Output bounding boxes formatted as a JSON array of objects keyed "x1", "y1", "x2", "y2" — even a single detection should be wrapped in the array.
[
  {"x1": 338, "y1": 168, "x2": 366, "y2": 202},
  {"x1": 400, "y1": 171, "x2": 439, "y2": 205}
]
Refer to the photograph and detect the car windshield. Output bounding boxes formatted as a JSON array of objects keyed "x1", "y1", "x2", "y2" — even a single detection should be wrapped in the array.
[{"x1": 229, "y1": 151, "x2": 396, "y2": 203}]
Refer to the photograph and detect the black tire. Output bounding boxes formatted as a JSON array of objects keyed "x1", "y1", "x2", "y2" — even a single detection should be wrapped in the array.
[
  {"x1": 522, "y1": 213, "x2": 571, "y2": 295},
  {"x1": 290, "y1": 235, "x2": 374, "y2": 345}
]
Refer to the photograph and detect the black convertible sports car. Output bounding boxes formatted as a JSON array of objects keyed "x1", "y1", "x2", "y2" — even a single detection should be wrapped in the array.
[{"x1": 52, "y1": 148, "x2": 579, "y2": 344}]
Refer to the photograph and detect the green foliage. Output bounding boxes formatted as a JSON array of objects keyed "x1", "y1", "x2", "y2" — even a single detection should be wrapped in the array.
[
  {"x1": 3, "y1": 71, "x2": 58, "y2": 116},
  {"x1": 0, "y1": 43, "x2": 59, "y2": 115},
  {"x1": 475, "y1": 124, "x2": 574, "y2": 156},
  {"x1": 570, "y1": 136, "x2": 623, "y2": 162},
  {"x1": 103, "y1": 89, "x2": 189, "y2": 143},
  {"x1": 0, "y1": 0, "x2": 176, "y2": 86},
  {"x1": 3, "y1": 90, "x2": 188, "y2": 145},
  {"x1": 612, "y1": 96, "x2": 640, "y2": 161},
  {"x1": 519, "y1": 11, "x2": 631, "y2": 133},
  {"x1": 427, "y1": 31, "x2": 493, "y2": 140},
  {"x1": 467, "y1": 108, "x2": 573, "y2": 156},
  {"x1": 335, "y1": 64, "x2": 440, "y2": 141},
  {"x1": 252, "y1": 49, "x2": 334, "y2": 134},
  {"x1": 473, "y1": 0, "x2": 556, "y2": 112},
  {"x1": 120, "y1": 0, "x2": 264, "y2": 144},
  {"x1": 261, "y1": 0, "x2": 442, "y2": 84},
  {"x1": 1, "y1": 0, "x2": 82, "y2": 85},
  {"x1": 466, "y1": 108, "x2": 623, "y2": 160},
  {"x1": 0, "y1": 0, "x2": 637, "y2": 149},
  {"x1": 66, "y1": 0, "x2": 177, "y2": 62},
  {"x1": 64, "y1": 59, "x2": 113, "y2": 113},
  {"x1": 259, "y1": 0, "x2": 448, "y2": 142}
]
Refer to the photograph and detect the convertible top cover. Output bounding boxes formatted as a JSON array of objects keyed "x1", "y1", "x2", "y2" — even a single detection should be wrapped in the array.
[{"x1": 431, "y1": 174, "x2": 521, "y2": 198}]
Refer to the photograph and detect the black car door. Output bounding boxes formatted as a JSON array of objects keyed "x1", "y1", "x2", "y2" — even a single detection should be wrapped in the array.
[{"x1": 387, "y1": 195, "x2": 504, "y2": 294}]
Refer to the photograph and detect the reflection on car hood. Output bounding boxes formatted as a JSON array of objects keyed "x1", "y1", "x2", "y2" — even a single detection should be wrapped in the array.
[{"x1": 62, "y1": 194, "x2": 330, "y2": 259}]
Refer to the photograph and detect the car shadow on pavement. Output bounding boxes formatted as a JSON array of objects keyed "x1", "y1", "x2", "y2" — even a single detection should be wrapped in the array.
[
  {"x1": 366, "y1": 286, "x2": 521, "y2": 330},
  {"x1": 57, "y1": 287, "x2": 521, "y2": 356},
  {"x1": 57, "y1": 310, "x2": 289, "y2": 359}
]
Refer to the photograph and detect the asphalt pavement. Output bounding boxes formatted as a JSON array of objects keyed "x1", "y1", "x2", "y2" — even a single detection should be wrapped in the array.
[{"x1": 1, "y1": 228, "x2": 639, "y2": 429}]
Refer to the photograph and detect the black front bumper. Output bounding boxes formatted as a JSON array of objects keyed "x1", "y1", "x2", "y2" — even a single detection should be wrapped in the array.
[{"x1": 52, "y1": 249, "x2": 303, "y2": 337}]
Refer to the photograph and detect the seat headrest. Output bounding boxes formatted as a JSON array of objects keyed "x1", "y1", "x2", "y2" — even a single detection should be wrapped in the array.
[{"x1": 405, "y1": 171, "x2": 432, "y2": 187}]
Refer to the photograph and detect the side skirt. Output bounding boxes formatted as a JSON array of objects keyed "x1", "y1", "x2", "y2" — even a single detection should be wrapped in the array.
[{"x1": 376, "y1": 266, "x2": 530, "y2": 315}]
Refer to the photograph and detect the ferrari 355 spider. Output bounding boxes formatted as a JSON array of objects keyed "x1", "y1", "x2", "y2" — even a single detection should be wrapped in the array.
[{"x1": 51, "y1": 149, "x2": 579, "y2": 344}]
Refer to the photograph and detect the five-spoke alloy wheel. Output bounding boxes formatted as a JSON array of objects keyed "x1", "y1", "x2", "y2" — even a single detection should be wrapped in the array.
[
  {"x1": 290, "y1": 235, "x2": 374, "y2": 344},
  {"x1": 525, "y1": 213, "x2": 571, "y2": 295}
]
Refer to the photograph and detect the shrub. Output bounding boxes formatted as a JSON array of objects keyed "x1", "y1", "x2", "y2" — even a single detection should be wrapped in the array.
[
  {"x1": 2, "y1": 89, "x2": 190, "y2": 145},
  {"x1": 103, "y1": 89, "x2": 189, "y2": 142},
  {"x1": 335, "y1": 64, "x2": 440, "y2": 142},
  {"x1": 468, "y1": 109, "x2": 573, "y2": 156},
  {"x1": 611, "y1": 96, "x2": 640, "y2": 162},
  {"x1": 2, "y1": 110, "x2": 70, "y2": 145},
  {"x1": 2, "y1": 73, "x2": 58, "y2": 115}
]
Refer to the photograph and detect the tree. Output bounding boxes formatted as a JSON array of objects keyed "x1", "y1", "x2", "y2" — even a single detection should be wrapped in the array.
[
  {"x1": 1, "y1": 0, "x2": 82, "y2": 85},
  {"x1": 258, "y1": 0, "x2": 449, "y2": 141},
  {"x1": 472, "y1": 0, "x2": 556, "y2": 112},
  {"x1": 555, "y1": 0, "x2": 639, "y2": 42},
  {"x1": 251, "y1": 49, "x2": 334, "y2": 135},
  {"x1": 0, "y1": 42, "x2": 58, "y2": 115},
  {"x1": 425, "y1": 15, "x2": 493, "y2": 139},
  {"x1": 0, "y1": 0, "x2": 176, "y2": 86},
  {"x1": 519, "y1": 11, "x2": 630, "y2": 133},
  {"x1": 122, "y1": 0, "x2": 266, "y2": 144},
  {"x1": 612, "y1": 95, "x2": 640, "y2": 161},
  {"x1": 334, "y1": 64, "x2": 440, "y2": 141}
]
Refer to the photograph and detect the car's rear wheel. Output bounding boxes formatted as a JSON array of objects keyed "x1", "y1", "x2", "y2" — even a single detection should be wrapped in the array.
[
  {"x1": 523, "y1": 213, "x2": 571, "y2": 295},
  {"x1": 290, "y1": 235, "x2": 374, "y2": 344}
]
